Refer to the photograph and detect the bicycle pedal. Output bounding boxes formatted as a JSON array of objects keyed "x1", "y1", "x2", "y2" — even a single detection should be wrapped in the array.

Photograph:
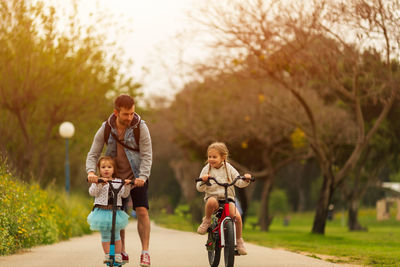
[
  {"x1": 234, "y1": 249, "x2": 240, "y2": 256},
  {"x1": 206, "y1": 241, "x2": 216, "y2": 251}
]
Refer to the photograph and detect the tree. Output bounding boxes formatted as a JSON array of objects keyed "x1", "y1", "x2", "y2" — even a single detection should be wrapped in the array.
[
  {"x1": 0, "y1": 0, "x2": 140, "y2": 185},
  {"x1": 146, "y1": 98, "x2": 201, "y2": 212},
  {"x1": 188, "y1": 0, "x2": 399, "y2": 234},
  {"x1": 170, "y1": 72, "x2": 321, "y2": 230},
  {"x1": 342, "y1": 115, "x2": 400, "y2": 230}
]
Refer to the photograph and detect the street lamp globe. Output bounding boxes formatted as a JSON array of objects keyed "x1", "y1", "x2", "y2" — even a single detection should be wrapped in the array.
[{"x1": 59, "y1": 121, "x2": 75, "y2": 139}]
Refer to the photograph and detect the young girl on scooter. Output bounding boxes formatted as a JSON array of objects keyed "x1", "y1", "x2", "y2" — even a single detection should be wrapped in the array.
[
  {"x1": 196, "y1": 142, "x2": 251, "y2": 255},
  {"x1": 87, "y1": 156, "x2": 131, "y2": 264}
]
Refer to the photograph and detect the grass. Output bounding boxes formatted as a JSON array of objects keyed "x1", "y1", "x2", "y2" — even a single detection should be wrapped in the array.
[
  {"x1": 150, "y1": 204, "x2": 197, "y2": 232},
  {"x1": 152, "y1": 206, "x2": 400, "y2": 266}
]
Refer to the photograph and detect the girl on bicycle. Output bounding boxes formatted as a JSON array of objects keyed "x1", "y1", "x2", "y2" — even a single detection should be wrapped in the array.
[
  {"x1": 196, "y1": 142, "x2": 251, "y2": 255},
  {"x1": 87, "y1": 156, "x2": 131, "y2": 264}
]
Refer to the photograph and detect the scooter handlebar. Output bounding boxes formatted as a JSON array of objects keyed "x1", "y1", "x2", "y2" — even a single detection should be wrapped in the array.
[{"x1": 86, "y1": 178, "x2": 135, "y2": 184}]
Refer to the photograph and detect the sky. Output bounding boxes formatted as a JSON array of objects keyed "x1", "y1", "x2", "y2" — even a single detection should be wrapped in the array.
[{"x1": 75, "y1": 0, "x2": 198, "y2": 99}]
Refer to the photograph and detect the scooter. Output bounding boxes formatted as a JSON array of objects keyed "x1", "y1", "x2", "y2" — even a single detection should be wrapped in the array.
[{"x1": 94, "y1": 178, "x2": 134, "y2": 267}]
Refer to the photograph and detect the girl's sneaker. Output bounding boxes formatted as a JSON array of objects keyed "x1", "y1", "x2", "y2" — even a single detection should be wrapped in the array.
[
  {"x1": 103, "y1": 254, "x2": 111, "y2": 263},
  {"x1": 236, "y1": 238, "x2": 247, "y2": 255},
  {"x1": 197, "y1": 217, "x2": 211, "y2": 235},
  {"x1": 115, "y1": 254, "x2": 123, "y2": 263}
]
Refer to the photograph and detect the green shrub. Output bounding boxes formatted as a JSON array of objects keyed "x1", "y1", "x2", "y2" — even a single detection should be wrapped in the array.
[
  {"x1": 269, "y1": 188, "x2": 290, "y2": 215},
  {"x1": 149, "y1": 196, "x2": 174, "y2": 216},
  {"x1": 0, "y1": 162, "x2": 92, "y2": 255},
  {"x1": 247, "y1": 190, "x2": 290, "y2": 218},
  {"x1": 247, "y1": 201, "x2": 260, "y2": 217}
]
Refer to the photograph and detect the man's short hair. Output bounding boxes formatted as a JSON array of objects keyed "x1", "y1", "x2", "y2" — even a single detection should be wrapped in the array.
[{"x1": 114, "y1": 94, "x2": 135, "y2": 111}]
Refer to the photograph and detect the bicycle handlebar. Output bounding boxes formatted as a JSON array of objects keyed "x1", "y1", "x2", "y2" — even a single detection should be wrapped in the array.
[{"x1": 195, "y1": 175, "x2": 255, "y2": 187}]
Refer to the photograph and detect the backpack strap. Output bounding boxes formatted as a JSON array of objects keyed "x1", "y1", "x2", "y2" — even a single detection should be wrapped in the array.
[
  {"x1": 109, "y1": 131, "x2": 140, "y2": 152},
  {"x1": 104, "y1": 122, "x2": 112, "y2": 145},
  {"x1": 133, "y1": 119, "x2": 141, "y2": 148},
  {"x1": 103, "y1": 119, "x2": 141, "y2": 152}
]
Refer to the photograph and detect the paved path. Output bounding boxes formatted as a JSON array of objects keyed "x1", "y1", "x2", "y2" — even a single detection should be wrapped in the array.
[{"x1": 0, "y1": 221, "x2": 348, "y2": 267}]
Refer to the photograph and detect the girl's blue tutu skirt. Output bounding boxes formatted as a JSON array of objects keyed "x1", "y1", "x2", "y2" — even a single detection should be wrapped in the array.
[{"x1": 87, "y1": 208, "x2": 129, "y2": 231}]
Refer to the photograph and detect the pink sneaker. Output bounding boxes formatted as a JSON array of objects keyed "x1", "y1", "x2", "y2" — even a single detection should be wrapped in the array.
[
  {"x1": 197, "y1": 217, "x2": 211, "y2": 235},
  {"x1": 140, "y1": 252, "x2": 151, "y2": 267},
  {"x1": 236, "y1": 238, "x2": 247, "y2": 255}
]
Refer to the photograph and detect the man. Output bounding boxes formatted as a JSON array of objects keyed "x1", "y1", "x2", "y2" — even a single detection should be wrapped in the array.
[{"x1": 86, "y1": 94, "x2": 152, "y2": 267}]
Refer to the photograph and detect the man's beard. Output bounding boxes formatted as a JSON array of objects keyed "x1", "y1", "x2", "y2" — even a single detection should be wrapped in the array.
[
  {"x1": 122, "y1": 120, "x2": 131, "y2": 126},
  {"x1": 117, "y1": 117, "x2": 131, "y2": 127}
]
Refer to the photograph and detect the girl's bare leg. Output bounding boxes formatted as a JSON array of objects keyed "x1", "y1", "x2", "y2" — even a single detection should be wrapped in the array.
[
  {"x1": 198, "y1": 197, "x2": 219, "y2": 234},
  {"x1": 205, "y1": 197, "x2": 219, "y2": 219},
  {"x1": 229, "y1": 203, "x2": 243, "y2": 238},
  {"x1": 120, "y1": 229, "x2": 125, "y2": 252},
  {"x1": 102, "y1": 242, "x2": 110, "y2": 253},
  {"x1": 102, "y1": 240, "x2": 122, "y2": 254}
]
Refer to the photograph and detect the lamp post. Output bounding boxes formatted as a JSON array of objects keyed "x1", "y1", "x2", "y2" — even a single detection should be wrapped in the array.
[{"x1": 59, "y1": 121, "x2": 75, "y2": 194}]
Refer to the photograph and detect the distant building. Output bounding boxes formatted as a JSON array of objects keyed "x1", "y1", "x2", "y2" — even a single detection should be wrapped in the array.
[{"x1": 376, "y1": 182, "x2": 400, "y2": 221}]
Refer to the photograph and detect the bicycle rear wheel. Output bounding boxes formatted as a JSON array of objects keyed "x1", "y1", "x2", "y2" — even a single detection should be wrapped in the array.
[
  {"x1": 207, "y1": 233, "x2": 221, "y2": 267},
  {"x1": 223, "y1": 219, "x2": 235, "y2": 267}
]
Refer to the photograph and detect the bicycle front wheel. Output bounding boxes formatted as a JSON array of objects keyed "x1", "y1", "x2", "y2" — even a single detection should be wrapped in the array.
[
  {"x1": 207, "y1": 234, "x2": 221, "y2": 267},
  {"x1": 223, "y1": 219, "x2": 235, "y2": 267}
]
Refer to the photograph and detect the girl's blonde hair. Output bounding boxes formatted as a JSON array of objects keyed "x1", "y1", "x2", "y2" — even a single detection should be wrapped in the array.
[
  {"x1": 97, "y1": 156, "x2": 116, "y2": 177},
  {"x1": 207, "y1": 142, "x2": 229, "y2": 161},
  {"x1": 207, "y1": 142, "x2": 231, "y2": 182}
]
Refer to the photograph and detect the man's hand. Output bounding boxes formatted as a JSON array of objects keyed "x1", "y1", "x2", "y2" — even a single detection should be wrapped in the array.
[
  {"x1": 134, "y1": 179, "x2": 146, "y2": 188},
  {"x1": 87, "y1": 172, "x2": 98, "y2": 183}
]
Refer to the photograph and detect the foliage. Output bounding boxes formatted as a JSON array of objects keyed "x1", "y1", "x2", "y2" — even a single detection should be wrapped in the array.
[
  {"x1": 187, "y1": 0, "x2": 400, "y2": 234},
  {"x1": 0, "y1": 0, "x2": 141, "y2": 187},
  {"x1": 269, "y1": 188, "x2": 290, "y2": 215},
  {"x1": 148, "y1": 196, "x2": 175, "y2": 217},
  {"x1": 0, "y1": 161, "x2": 92, "y2": 255},
  {"x1": 389, "y1": 172, "x2": 400, "y2": 183},
  {"x1": 246, "y1": 201, "x2": 261, "y2": 217},
  {"x1": 290, "y1": 128, "x2": 307, "y2": 149}
]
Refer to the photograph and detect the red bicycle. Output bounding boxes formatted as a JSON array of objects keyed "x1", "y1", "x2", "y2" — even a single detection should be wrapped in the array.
[{"x1": 195, "y1": 175, "x2": 255, "y2": 267}]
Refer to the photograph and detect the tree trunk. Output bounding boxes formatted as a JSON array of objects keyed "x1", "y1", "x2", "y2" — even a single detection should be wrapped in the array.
[
  {"x1": 170, "y1": 158, "x2": 203, "y2": 222},
  {"x1": 297, "y1": 187, "x2": 305, "y2": 212},
  {"x1": 259, "y1": 176, "x2": 274, "y2": 231},
  {"x1": 348, "y1": 199, "x2": 366, "y2": 231},
  {"x1": 312, "y1": 173, "x2": 334, "y2": 234},
  {"x1": 296, "y1": 161, "x2": 306, "y2": 212},
  {"x1": 170, "y1": 158, "x2": 201, "y2": 202},
  {"x1": 344, "y1": 154, "x2": 382, "y2": 232}
]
